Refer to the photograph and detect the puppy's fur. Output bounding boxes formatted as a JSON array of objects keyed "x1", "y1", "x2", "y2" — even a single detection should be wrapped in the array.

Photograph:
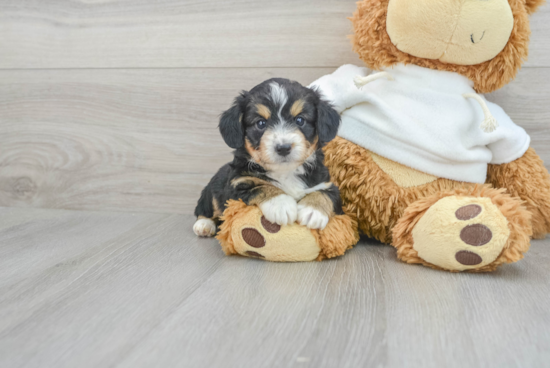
[{"x1": 194, "y1": 78, "x2": 343, "y2": 237}]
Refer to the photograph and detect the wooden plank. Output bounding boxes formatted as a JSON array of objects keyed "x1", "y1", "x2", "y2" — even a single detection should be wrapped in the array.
[
  {"x1": 1, "y1": 66, "x2": 549, "y2": 214},
  {"x1": 525, "y1": 5, "x2": 550, "y2": 68},
  {"x1": 0, "y1": 1, "x2": 547, "y2": 70},
  {"x1": 0, "y1": 67, "x2": 334, "y2": 213},
  {"x1": 0, "y1": 207, "x2": 549, "y2": 368},
  {"x1": 0, "y1": 208, "x2": 226, "y2": 368},
  {"x1": 487, "y1": 67, "x2": 550, "y2": 164},
  {"x1": 0, "y1": 0, "x2": 362, "y2": 69}
]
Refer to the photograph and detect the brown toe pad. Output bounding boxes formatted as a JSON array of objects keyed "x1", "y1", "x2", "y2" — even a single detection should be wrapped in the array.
[
  {"x1": 455, "y1": 251, "x2": 482, "y2": 266},
  {"x1": 456, "y1": 204, "x2": 482, "y2": 220},
  {"x1": 241, "y1": 228, "x2": 266, "y2": 248},
  {"x1": 460, "y1": 224, "x2": 492, "y2": 246}
]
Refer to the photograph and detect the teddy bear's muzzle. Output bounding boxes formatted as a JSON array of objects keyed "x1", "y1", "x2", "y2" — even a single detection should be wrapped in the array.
[{"x1": 386, "y1": 0, "x2": 514, "y2": 66}]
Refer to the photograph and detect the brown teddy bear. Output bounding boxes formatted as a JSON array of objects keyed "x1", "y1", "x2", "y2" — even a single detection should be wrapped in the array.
[
  {"x1": 217, "y1": 0, "x2": 550, "y2": 272},
  {"x1": 320, "y1": 0, "x2": 550, "y2": 272}
]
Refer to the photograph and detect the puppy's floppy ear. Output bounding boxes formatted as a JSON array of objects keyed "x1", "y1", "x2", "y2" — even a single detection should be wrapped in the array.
[
  {"x1": 219, "y1": 92, "x2": 248, "y2": 149},
  {"x1": 315, "y1": 93, "x2": 341, "y2": 144}
]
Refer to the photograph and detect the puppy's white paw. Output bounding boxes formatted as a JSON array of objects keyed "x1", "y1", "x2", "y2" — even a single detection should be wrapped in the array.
[
  {"x1": 193, "y1": 218, "x2": 217, "y2": 237},
  {"x1": 260, "y1": 194, "x2": 298, "y2": 226},
  {"x1": 297, "y1": 205, "x2": 329, "y2": 230}
]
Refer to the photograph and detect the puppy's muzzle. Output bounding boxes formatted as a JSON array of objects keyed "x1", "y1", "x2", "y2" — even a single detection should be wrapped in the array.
[{"x1": 276, "y1": 144, "x2": 292, "y2": 157}]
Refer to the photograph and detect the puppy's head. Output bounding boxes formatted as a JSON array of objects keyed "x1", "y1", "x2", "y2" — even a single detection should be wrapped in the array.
[{"x1": 219, "y1": 78, "x2": 340, "y2": 171}]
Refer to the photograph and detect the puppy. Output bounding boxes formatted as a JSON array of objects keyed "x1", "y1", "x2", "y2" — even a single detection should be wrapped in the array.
[{"x1": 193, "y1": 78, "x2": 343, "y2": 237}]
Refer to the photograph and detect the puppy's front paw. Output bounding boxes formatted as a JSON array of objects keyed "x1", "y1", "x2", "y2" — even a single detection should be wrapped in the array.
[
  {"x1": 297, "y1": 205, "x2": 329, "y2": 230},
  {"x1": 193, "y1": 218, "x2": 217, "y2": 237},
  {"x1": 259, "y1": 195, "x2": 298, "y2": 226}
]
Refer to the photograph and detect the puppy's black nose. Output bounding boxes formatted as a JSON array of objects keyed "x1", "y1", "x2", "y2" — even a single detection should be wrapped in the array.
[{"x1": 276, "y1": 144, "x2": 292, "y2": 157}]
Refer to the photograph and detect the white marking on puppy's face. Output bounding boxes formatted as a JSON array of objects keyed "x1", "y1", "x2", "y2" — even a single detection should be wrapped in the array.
[
  {"x1": 270, "y1": 82, "x2": 289, "y2": 129},
  {"x1": 244, "y1": 81, "x2": 317, "y2": 176},
  {"x1": 269, "y1": 82, "x2": 288, "y2": 113},
  {"x1": 262, "y1": 122, "x2": 307, "y2": 168},
  {"x1": 257, "y1": 82, "x2": 308, "y2": 170}
]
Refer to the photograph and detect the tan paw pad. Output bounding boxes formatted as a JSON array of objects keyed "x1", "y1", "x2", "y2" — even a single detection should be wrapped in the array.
[
  {"x1": 231, "y1": 207, "x2": 321, "y2": 262},
  {"x1": 412, "y1": 196, "x2": 510, "y2": 271}
]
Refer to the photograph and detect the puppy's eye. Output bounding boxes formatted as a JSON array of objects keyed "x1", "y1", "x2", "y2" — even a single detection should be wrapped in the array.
[
  {"x1": 256, "y1": 120, "x2": 267, "y2": 129},
  {"x1": 295, "y1": 117, "x2": 306, "y2": 127}
]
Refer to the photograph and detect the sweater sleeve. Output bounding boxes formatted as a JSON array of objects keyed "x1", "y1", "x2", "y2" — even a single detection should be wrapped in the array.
[
  {"x1": 485, "y1": 101, "x2": 531, "y2": 164},
  {"x1": 308, "y1": 65, "x2": 371, "y2": 113}
]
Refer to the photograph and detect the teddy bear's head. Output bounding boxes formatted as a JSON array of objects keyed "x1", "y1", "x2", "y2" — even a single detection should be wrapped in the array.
[{"x1": 351, "y1": 0, "x2": 545, "y2": 93}]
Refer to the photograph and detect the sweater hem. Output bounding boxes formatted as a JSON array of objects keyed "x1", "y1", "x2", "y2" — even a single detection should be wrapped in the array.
[{"x1": 338, "y1": 116, "x2": 490, "y2": 184}]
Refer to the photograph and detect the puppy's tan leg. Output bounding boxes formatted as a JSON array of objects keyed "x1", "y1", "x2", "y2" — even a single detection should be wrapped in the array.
[
  {"x1": 193, "y1": 198, "x2": 223, "y2": 238},
  {"x1": 193, "y1": 216, "x2": 217, "y2": 237},
  {"x1": 297, "y1": 190, "x2": 335, "y2": 230}
]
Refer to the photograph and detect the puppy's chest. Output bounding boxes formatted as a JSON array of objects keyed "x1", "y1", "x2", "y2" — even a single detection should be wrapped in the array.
[{"x1": 267, "y1": 169, "x2": 308, "y2": 200}]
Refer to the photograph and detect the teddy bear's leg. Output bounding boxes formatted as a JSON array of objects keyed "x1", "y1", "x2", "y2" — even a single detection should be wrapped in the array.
[
  {"x1": 487, "y1": 147, "x2": 550, "y2": 239},
  {"x1": 324, "y1": 137, "x2": 464, "y2": 244},
  {"x1": 393, "y1": 185, "x2": 532, "y2": 272},
  {"x1": 216, "y1": 200, "x2": 358, "y2": 262}
]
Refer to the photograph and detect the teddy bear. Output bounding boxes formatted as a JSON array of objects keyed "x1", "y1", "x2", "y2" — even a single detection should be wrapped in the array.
[
  {"x1": 216, "y1": 0, "x2": 550, "y2": 272},
  {"x1": 217, "y1": 200, "x2": 358, "y2": 262}
]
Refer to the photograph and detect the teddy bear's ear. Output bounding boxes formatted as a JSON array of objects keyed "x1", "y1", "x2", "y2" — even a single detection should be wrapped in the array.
[{"x1": 524, "y1": 0, "x2": 545, "y2": 14}]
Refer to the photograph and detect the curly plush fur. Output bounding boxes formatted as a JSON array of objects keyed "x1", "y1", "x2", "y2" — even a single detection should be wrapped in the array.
[
  {"x1": 325, "y1": 138, "x2": 550, "y2": 246},
  {"x1": 325, "y1": 138, "x2": 539, "y2": 272},
  {"x1": 315, "y1": 0, "x2": 550, "y2": 272},
  {"x1": 350, "y1": 0, "x2": 537, "y2": 93},
  {"x1": 324, "y1": 137, "x2": 469, "y2": 244},
  {"x1": 487, "y1": 147, "x2": 550, "y2": 238},
  {"x1": 392, "y1": 186, "x2": 533, "y2": 273},
  {"x1": 217, "y1": 200, "x2": 359, "y2": 262},
  {"x1": 525, "y1": 0, "x2": 546, "y2": 13}
]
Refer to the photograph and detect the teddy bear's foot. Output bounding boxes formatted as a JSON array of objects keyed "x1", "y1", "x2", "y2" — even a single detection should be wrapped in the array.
[
  {"x1": 216, "y1": 200, "x2": 359, "y2": 262},
  {"x1": 393, "y1": 185, "x2": 532, "y2": 272}
]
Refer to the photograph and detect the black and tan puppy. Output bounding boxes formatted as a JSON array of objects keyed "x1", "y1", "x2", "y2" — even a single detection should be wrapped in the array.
[{"x1": 193, "y1": 78, "x2": 343, "y2": 237}]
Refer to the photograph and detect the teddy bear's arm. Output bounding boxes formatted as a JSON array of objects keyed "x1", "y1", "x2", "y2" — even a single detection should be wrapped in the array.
[{"x1": 487, "y1": 147, "x2": 550, "y2": 239}]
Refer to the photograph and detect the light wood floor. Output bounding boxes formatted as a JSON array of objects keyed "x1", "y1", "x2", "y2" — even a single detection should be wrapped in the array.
[
  {"x1": 1, "y1": 206, "x2": 549, "y2": 368},
  {"x1": 1, "y1": 1, "x2": 550, "y2": 367}
]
